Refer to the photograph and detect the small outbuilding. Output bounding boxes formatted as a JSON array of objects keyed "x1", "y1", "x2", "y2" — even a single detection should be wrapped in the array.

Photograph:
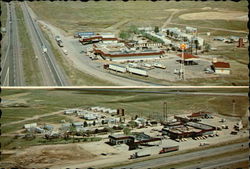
[{"x1": 211, "y1": 62, "x2": 230, "y2": 75}]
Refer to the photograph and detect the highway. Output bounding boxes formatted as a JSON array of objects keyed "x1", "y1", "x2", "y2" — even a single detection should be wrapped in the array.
[
  {"x1": 20, "y1": 2, "x2": 69, "y2": 86},
  {"x1": 113, "y1": 142, "x2": 248, "y2": 169},
  {"x1": 1, "y1": 2, "x2": 24, "y2": 86},
  {"x1": 179, "y1": 152, "x2": 248, "y2": 169}
]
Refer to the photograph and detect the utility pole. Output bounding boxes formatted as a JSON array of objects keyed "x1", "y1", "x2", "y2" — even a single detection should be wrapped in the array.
[
  {"x1": 163, "y1": 102, "x2": 167, "y2": 123},
  {"x1": 165, "y1": 102, "x2": 168, "y2": 123},
  {"x1": 232, "y1": 99, "x2": 236, "y2": 115}
]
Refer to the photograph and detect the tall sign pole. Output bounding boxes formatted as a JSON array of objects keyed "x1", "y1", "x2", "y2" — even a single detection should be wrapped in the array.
[{"x1": 180, "y1": 43, "x2": 187, "y2": 80}]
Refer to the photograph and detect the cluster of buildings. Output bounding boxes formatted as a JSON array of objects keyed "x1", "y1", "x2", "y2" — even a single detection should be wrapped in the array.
[
  {"x1": 162, "y1": 112, "x2": 216, "y2": 140},
  {"x1": 213, "y1": 36, "x2": 247, "y2": 44},
  {"x1": 162, "y1": 26, "x2": 204, "y2": 48},
  {"x1": 24, "y1": 123, "x2": 54, "y2": 134},
  {"x1": 62, "y1": 107, "x2": 125, "y2": 132},
  {"x1": 75, "y1": 26, "x2": 206, "y2": 62},
  {"x1": 74, "y1": 26, "x2": 235, "y2": 77}
]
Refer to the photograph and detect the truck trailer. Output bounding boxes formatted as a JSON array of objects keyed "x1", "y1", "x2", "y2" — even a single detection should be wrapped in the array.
[
  {"x1": 159, "y1": 145, "x2": 179, "y2": 154},
  {"x1": 130, "y1": 151, "x2": 151, "y2": 159},
  {"x1": 104, "y1": 64, "x2": 126, "y2": 73},
  {"x1": 153, "y1": 63, "x2": 166, "y2": 69},
  {"x1": 57, "y1": 40, "x2": 64, "y2": 47},
  {"x1": 127, "y1": 67, "x2": 148, "y2": 77}
]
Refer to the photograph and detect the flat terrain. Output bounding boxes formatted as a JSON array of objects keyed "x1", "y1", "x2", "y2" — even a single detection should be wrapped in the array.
[
  {"x1": 25, "y1": 1, "x2": 249, "y2": 86},
  {"x1": 0, "y1": 88, "x2": 248, "y2": 168},
  {"x1": 28, "y1": 1, "x2": 248, "y2": 35},
  {"x1": 1, "y1": 88, "x2": 248, "y2": 128}
]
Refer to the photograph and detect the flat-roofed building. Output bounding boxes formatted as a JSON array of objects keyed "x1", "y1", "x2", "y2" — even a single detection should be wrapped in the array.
[
  {"x1": 162, "y1": 121, "x2": 216, "y2": 139},
  {"x1": 108, "y1": 134, "x2": 134, "y2": 145},
  {"x1": 211, "y1": 61, "x2": 231, "y2": 75},
  {"x1": 94, "y1": 47, "x2": 165, "y2": 62}
]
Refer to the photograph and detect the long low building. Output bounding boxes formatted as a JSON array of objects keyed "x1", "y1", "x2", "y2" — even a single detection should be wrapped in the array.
[
  {"x1": 94, "y1": 48, "x2": 165, "y2": 62},
  {"x1": 109, "y1": 133, "x2": 161, "y2": 146},
  {"x1": 162, "y1": 121, "x2": 216, "y2": 139}
]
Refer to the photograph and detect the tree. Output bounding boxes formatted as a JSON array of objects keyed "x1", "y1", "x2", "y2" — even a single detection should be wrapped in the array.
[
  {"x1": 154, "y1": 26, "x2": 159, "y2": 33},
  {"x1": 204, "y1": 43, "x2": 211, "y2": 52},
  {"x1": 84, "y1": 121, "x2": 88, "y2": 127},
  {"x1": 194, "y1": 39, "x2": 199, "y2": 55},
  {"x1": 129, "y1": 25, "x2": 139, "y2": 34},
  {"x1": 119, "y1": 30, "x2": 131, "y2": 40},
  {"x1": 166, "y1": 30, "x2": 170, "y2": 36},
  {"x1": 190, "y1": 39, "x2": 193, "y2": 54},
  {"x1": 123, "y1": 127, "x2": 131, "y2": 135},
  {"x1": 69, "y1": 126, "x2": 76, "y2": 143},
  {"x1": 135, "y1": 115, "x2": 138, "y2": 119},
  {"x1": 170, "y1": 32, "x2": 174, "y2": 37},
  {"x1": 128, "y1": 121, "x2": 138, "y2": 128}
]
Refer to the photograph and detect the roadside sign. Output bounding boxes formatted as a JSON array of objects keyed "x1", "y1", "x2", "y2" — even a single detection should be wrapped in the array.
[{"x1": 180, "y1": 44, "x2": 187, "y2": 50}]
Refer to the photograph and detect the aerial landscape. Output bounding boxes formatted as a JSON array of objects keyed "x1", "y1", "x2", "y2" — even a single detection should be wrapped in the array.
[
  {"x1": 0, "y1": 1, "x2": 248, "y2": 86},
  {"x1": 0, "y1": 88, "x2": 249, "y2": 168},
  {"x1": 0, "y1": 0, "x2": 249, "y2": 168}
]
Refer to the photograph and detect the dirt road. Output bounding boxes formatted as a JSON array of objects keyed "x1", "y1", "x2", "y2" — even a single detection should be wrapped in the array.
[
  {"x1": 161, "y1": 10, "x2": 180, "y2": 29},
  {"x1": 2, "y1": 110, "x2": 64, "y2": 127},
  {"x1": 169, "y1": 22, "x2": 248, "y2": 34}
]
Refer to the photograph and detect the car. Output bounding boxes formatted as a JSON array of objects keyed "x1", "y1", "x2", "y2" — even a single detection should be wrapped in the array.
[
  {"x1": 63, "y1": 49, "x2": 68, "y2": 55},
  {"x1": 42, "y1": 45, "x2": 47, "y2": 53}
]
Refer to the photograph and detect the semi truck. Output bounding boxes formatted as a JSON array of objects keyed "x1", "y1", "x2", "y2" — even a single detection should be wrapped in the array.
[
  {"x1": 127, "y1": 67, "x2": 148, "y2": 77},
  {"x1": 104, "y1": 64, "x2": 126, "y2": 73},
  {"x1": 55, "y1": 35, "x2": 61, "y2": 42},
  {"x1": 144, "y1": 63, "x2": 153, "y2": 69},
  {"x1": 159, "y1": 145, "x2": 179, "y2": 154},
  {"x1": 130, "y1": 151, "x2": 151, "y2": 159},
  {"x1": 153, "y1": 63, "x2": 166, "y2": 69},
  {"x1": 57, "y1": 40, "x2": 64, "y2": 47}
]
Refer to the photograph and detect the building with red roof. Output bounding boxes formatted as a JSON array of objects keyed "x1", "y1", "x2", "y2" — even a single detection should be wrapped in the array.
[
  {"x1": 211, "y1": 61, "x2": 231, "y2": 75},
  {"x1": 177, "y1": 53, "x2": 199, "y2": 60},
  {"x1": 177, "y1": 53, "x2": 199, "y2": 65}
]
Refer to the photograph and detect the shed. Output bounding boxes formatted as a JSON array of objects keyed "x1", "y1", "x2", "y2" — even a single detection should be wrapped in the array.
[{"x1": 72, "y1": 122, "x2": 84, "y2": 127}]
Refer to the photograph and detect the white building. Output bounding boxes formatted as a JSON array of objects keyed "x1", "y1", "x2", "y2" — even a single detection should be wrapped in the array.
[
  {"x1": 147, "y1": 32, "x2": 172, "y2": 45},
  {"x1": 24, "y1": 123, "x2": 37, "y2": 129}
]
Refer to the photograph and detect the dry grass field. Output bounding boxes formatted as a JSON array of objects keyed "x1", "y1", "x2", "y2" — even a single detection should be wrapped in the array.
[{"x1": 28, "y1": 1, "x2": 248, "y2": 35}]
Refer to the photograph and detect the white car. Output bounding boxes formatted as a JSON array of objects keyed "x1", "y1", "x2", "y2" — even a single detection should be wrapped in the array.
[
  {"x1": 63, "y1": 49, "x2": 68, "y2": 55},
  {"x1": 42, "y1": 45, "x2": 47, "y2": 53}
]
